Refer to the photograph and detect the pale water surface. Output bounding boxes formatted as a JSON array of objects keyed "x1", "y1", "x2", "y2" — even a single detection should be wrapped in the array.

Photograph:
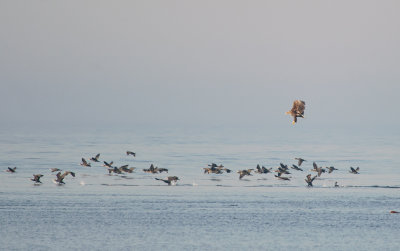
[{"x1": 1, "y1": 127, "x2": 399, "y2": 250}]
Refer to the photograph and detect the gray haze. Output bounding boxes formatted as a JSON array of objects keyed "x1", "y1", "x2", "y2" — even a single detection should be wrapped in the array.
[{"x1": 1, "y1": 0, "x2": 399, "y2": 132}]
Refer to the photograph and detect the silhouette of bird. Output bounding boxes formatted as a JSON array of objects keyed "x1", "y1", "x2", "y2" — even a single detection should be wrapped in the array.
[
  {"x1": 80, "y1": 158, "x2": 91, "y2": 167},
  {"x1": 334, "y1": 181, "x2": 339, "y2": 187},
  {"x1": 275, "y1": 174, "x2": 291, "y2": 181},
  {"x1": 203, "y1": 163, "x2": 230, "y2": 174},
  {"x1": 143, "y1": 164, "x2": 159, "y2": 173},
  {"x1": 155, "y1": 176, "x2": 179, "y2": 185},
  {"x1": 349, "y1": 167, "x2": 360, "y2": 174},
  {"x1": 255, "y1": 164, "x2": 272, "y2": 174},
  {"x1": 237, "y1": 169, "x2": 253, "y2": 179},
  {"x1": 291, "y1": 164, "x2": 303, "y2": 171},
  {"x1": 286, "y1": 100, "x2": 306, "y2": 124},
  {"x1": 108, "y1": 166, "x2": 122, "y2": 174},
  {"x1": 126, "y1": 151, "x2": 136, "y2": 157},
  {"x1": 31, "y1": 174, "x2": 43, "y2": 184},
  {"x1": 305, "y1": 174, "x2": 317, "y2": 187},
  {"x1": 326, "y1": 166, "x2": 338, "y2": 173},
  {"x1": 103, "y1": 161, "x2": 114, "y2": 168},
  {"x1": 50, "y1": 168, "x2": 61, "y2": 172},
  {"x1": 295, "y1": 158, "x2": 306, "y2": 166},
  {"x1": 119, "y1": 165, "x2": 135, "y2": 173},
  {"x1": 6, "y1": 167, "x2": 17, "y2": 173},
  {"x1": 275, "y1": 167, "x2": 291, "y2": 176},
  {"x1": 90, "y1": 153, "x2": 100, "y2": 162}
]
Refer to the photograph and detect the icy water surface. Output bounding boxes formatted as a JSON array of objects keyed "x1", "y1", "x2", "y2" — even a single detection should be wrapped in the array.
[{"x1": 0, "y1": 128, "x2": 399, "y2": 250}]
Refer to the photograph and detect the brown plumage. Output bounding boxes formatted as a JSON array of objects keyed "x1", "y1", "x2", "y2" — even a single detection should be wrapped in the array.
[
  {"x1": 237, "y1": 169, "x2": 253, "y2": 179},
  {"x1": 54, "y1": 171, "x2": 75, "y2": 184},
  {"x1": 295, "y1": 158, "x2": 306, "y2": 166},
  {"x1": 80, "y1": 158, "x2": 91, "y2": 167},
  {"x1": 31, "y1": 174, "x2": 43, "y2": 183},
  {"x1": 286, "y1": 100, "x2": 306, "y2": 124}
]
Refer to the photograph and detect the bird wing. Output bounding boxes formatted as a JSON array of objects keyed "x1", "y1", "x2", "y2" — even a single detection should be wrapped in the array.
[
  {"x1": 95, "y1": 153, "x2": 100, "y2": 160},
  {"x1": 313, "y1": 162, "x2": 318, "y2": 170}
]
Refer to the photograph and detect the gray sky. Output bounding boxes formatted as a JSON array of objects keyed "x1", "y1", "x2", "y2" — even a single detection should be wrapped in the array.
[{"x1": 1, "y1": 0, "x2": 399, "y2": 132}]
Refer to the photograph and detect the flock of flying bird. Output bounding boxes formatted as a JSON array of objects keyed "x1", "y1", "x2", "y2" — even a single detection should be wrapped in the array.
[
  {"x1": 204, "y1": 157, "x2": 360, "y2": 187},
  {"x1": 4, "y1": 152, "x2": 361, "y2": 187},
  {"x1": 3, "y1": 100, "x2": 362, "y2": 187}
]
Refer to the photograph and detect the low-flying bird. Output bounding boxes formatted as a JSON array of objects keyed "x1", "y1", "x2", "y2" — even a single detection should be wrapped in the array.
[
  {"x1": 155, "y1": 176, "x2": 179, "y2": 185},
  {"x1": 203, "y1": 163, "x2": 230, "y2": 174},
  {"x1": 286, "y1": 100, "x2": 306, "y2": 124},
  {"x1": 237, "y1": 169, "x2": 253, "y2": 179},
  {"x1": 80, "y1": 158, "x2": 91, "y2": 167},
  {"x1": 108, "y1": 166, "x2": 122, "y2": 174},
  {"x1": 291, "y1": 164, "x2": 303, "y2": 171},
  {"x1": 6, "y1": 167, "x2": 17, "y2": 173},
  {"x1": 126, "y1": 151, "x2": 136, "y2": 157},
  {"x1": 90, "y1": 153, "x2": 100, "y2": 162},
  {"x1": 54, "y1": 171, "x2": 75, "y2": 185},
  {"x1": 50, "y1": 168, "x2": 61, "y2": 172},
  {"x1": 349, "y1": 167, "x2": 360, "y2": 174},
  {"x1": 326, "y1": 166, "x2": 338, "y2": 173},
  {"x1": 275, "y1": 174, "x2": 291, "y2": 181},
  {"x1": 295, "y1": 158, "x2": 306, "y2": 166},
  {"x1": 103, "y1": 161, "x2": 114, "y2": 168},
  {"x1": 255, "y1": 164, "x2": 272, "y2": 174},
  {"x1": 31, "y1": 174, "x2": 43, "y2": 184},
  {"x1": 305, "y1": 174, "x2": 317, "y2": 187},
  {"x1": 119, "y1": 165, "x2": 135, "y2": 173},
  {"x1": 311, "y1": 162, "x2": 325, "y2": 177},
  {"x1": 143, "y1": 164, "x2": 158, "y2": 173}
]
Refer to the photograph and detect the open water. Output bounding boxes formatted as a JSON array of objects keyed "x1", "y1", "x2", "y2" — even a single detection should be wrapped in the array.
[{"x1": 0, "y1": 127, "x2": 399, "y2": 250}]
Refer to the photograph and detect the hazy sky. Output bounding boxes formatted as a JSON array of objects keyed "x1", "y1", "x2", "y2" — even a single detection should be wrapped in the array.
[{"x1": 1, "y1": 0, "x2": 399, "y2": 132}]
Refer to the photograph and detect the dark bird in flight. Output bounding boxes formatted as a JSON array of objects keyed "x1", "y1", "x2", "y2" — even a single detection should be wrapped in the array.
[
  {"x1": 80, "y1": 158, "x2": 91, "y2": 167},
  {"x1": 155, "y1": 176, "x2": 179, "y2": 185},
  {"x1": 291, "y1": 164, "x2": 303, "y2": 171},
  {"x1": 90, "y1": 153, "x2": 100, "y2": 162},
  {"x1": 286, "y1": 100, "x2": 306, "y2": 124},
  {"x1": 103, "y1": 161, "x2": 114, "y2": 168},
  {"x1": 305, "y1": 174, "x2": 317, "y2": 187},
  {"x1": 203, "y1": 163, "x2": 231, "y2": 174},
  {"x1": 349, "y1": 167, "x2": 360, "y2": 174},
  {"x1": 326, "y1": 166, "x2": 338, "y2": 173},
  {"x1": 126, "y1": 151, "x2": 136, "y2": 157},
  {"x1": 50, "y1": 168, "x2": 61, "y2": 172},
  {"x1": 295, "y1": 158, "x2": 306, "y2": 166},
  {"x1": 31, "y1": 174, "x2": 43, "y2": 184},
  {"x1": 54, "y1": 171, "x2": 75, "y2": 185},
  {"x1": 275, "y1": 166, "x2": 291, "y2": 176},
  {"x1": 237, "y1": 169, "x2": 253, "y2": 179},
  {"x1": 255, "y1": 165, "x2": 272, "y2": 174},
  {"x1": 6, "y1": 167, "x2": 17, "y2": 173},
  {"x1": 119, "y1": 165, "x2": 135, "y2": 173},
  {"x1": 275, "y1": 174, "x2": 291, "y2": 181},
  {"x1": 108, "y1": 166, "x2": 122, "y2": 174}
]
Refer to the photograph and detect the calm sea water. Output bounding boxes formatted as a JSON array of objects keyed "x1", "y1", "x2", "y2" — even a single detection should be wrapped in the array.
[{"x1": 1, "y1": 127, "x2": 399, "y2": 250}]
